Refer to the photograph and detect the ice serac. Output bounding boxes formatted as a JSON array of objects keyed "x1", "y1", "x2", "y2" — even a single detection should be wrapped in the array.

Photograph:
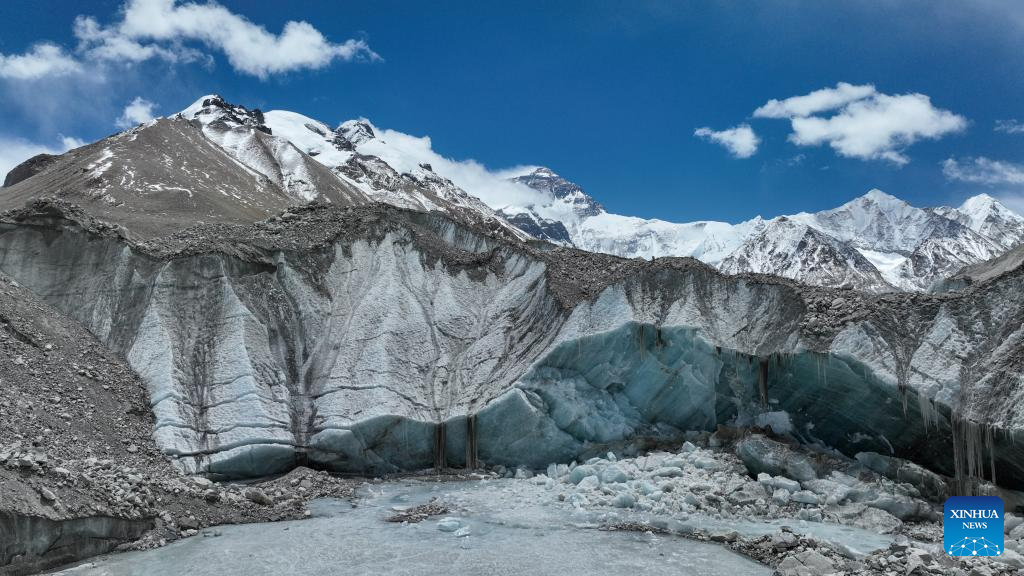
[{"x1": 0, "y1": 203, "x2": 1023, "y2": 493}]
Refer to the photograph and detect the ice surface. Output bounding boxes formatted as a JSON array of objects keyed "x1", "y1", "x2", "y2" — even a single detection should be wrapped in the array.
[
  {"x1": 54, "y1": 480, "x2": 771, "y2": 576},
  {"x1": 2, "y1": 215, "x2": 1024, "y2": 488}
]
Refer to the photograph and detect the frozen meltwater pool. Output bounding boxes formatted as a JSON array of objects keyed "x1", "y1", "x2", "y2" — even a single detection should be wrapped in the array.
[{"x1": 54, "y1": 478, "x2": 772, "y2": 576}]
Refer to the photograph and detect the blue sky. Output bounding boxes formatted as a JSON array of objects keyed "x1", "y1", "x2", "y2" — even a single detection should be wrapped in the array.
[{"x1": 1, "y1": 0, "x2": 1022, "y2": 222}]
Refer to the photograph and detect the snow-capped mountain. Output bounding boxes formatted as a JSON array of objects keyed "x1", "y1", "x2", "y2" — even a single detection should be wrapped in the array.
[
  {"x1": 173, "y1": 95, "x2": 528, "y2": 241},
  {"x1": 510, "y1": 167, "x2": 604, "y2": 218},
  {"x1": 783, "y1": 190, "x2": 1006, "y2": 290},
  {"x1": 0, "y1": 112, "x2": 366, "y2": 238},
  {"x1": 6, "y1": 92, "x2": 1021, "y2": 292},
  {"x1": 934, "y1": 193, "x2": 1024, "y2": 250},
  {"x1": 507, "y1": 172, "x2": 1024, "y2": 291},
  {"x1": 179, "y1": 95, "x2": 365, "y2": 205},
  {"x1": 718, "y1": 217, "x2": 893, "y2": 291},
  {"x1": 171, "y1": 95, "x2": 1024, "y2": 291},
  {"x1": 255, "y1": 108, "x2": 530, "y2": 240}
]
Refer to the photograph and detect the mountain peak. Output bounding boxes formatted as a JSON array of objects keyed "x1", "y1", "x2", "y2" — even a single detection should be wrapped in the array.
[
  {"x1": 957, "y1": 193, "x2": 1024, "y2": 222},
  {"x1": 179, "y1": 94, "x2": 222, "y2": 117},
  {"x1": 511, "y1": 166, "x2": 605, "y2": 218},
  {"x1": 959, "y1": 193, "x2": 1008, "y2": 216},
  {"x1": 860, "y1": 188, "x2": 904, "y2": 206},
  {"x1": 337, "y1": 119, "x2": 377, "y2": 146},
  {"x1": 179, "y1": 94, "x2": 269, "y2": 133}
]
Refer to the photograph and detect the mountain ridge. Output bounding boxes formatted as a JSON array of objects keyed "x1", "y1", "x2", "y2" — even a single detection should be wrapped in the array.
[{"x1": 4, "y1": 92, "x2": 1022, "y2": 291}]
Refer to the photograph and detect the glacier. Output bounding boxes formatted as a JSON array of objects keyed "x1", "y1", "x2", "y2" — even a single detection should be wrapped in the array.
[{"x1": 0, "y1": 202, "x2": 1022, "y2": 493}]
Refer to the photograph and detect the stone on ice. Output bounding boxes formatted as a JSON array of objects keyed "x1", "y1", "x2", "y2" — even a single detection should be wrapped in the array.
[
  {"x1": 757, "y1": 473, "x2": 801, "y2": 494},
  {"x1": 637, "y1": 480, "x2": 658, "y2": 495},
  {"x1": 790, "y1": 490, "x2": 819, "y2": 505},
  {"x1": 611, "y1": 493, "x2": 636, "y2": 508},
  {"x1": 801, "y1": 478, "x2": 851, "y2": 505},
  {"x1": 690, "y1": 455, "x2": 721, "y2": 470},
  {"x1": 649, "y1": 467, "x2": 684, "y2": 478},
  {"x1": 864, "y1": 493, "x2": 931, "y2": 521},
  {"x1": 772, "y1": 488, "x2": 791, "y2": 504},
  {"x1": 661, "y1": 456, "x2": 688, "y2": 469},
  {"x1": 1005, "y1": 512, "x2": 1022, "y2": 534},
  {"x1": 576, "y1": 475, "x2": 600, "y2": 492},
  {"x1": 568, "y1": 493, "x2": 589, "y2": 508},
  {"x1": 547, "y1": 463, "x2": 569, "y2": 480},
  {"x1": 996, "y1": 548, "x2": 1024, "y2": 569},
  {"x1": 776, "y1": 550, "x2": 835, "y2": 576},
  {"x1": 569, "y1": 465, "x2": 598, "y2": 484},
  {"x1": 836, "y1": 504, "x2": 902, "y2": 534},
  {"x1": 771, "y1": 530, "x2": 798, "y2": 550},
  {"x1": 728, "y1": 482, "x2": 767, "y2": 505},
  {"x1": 854, "y1": 452, "x2": 947, "y2": 500},
  {"x1": 600, "y1": 466, "x2": 629, "y2": 484},
  {"x1": 735, "y1": 435, "x2": 816, "y2": 482},
  {"x1": 243, "y1": 488, "x2": 273, "y2": 506},
  {"x1": 796, "y1": 508, "x2": 822, "y2": 522}
]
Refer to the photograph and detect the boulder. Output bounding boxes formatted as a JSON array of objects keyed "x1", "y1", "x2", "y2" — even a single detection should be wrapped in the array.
[
  {"x1": 777, "y1": 550, "x2": 835, "y2": 576},
  {"x1": 735, "y1": 435, "x2": 816, "y2": 482},
  {"x1": 854, "y1": 452, "x2": 946, "y2": 501}
]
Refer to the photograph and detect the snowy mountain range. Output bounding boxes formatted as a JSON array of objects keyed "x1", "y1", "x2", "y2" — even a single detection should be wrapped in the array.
[
  {"x1": 507, "y1": 170, "x2": 1023, "y2": 291},
  {"x1": 6, "y1": 93, "x2": 1023, "y2": 292}
]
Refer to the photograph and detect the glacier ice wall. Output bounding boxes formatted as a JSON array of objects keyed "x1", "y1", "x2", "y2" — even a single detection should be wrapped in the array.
[{"x1": 0, "y1": 213, "x2": 1022, "y2": 489}]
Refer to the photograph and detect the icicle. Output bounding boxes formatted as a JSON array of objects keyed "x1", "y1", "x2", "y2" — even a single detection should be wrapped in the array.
[
  {"x1": 951, "y1": 414, "x2": 997, "y2": 496},
  {"x1": 916, "y1": 393, "x2": 938, "y2": 434},
  {"x1": 465, "y1": 414, "x2": 478, "y2": 470},
  {"x1": 758, "y1": 357, "x2": 769, "y2": 407},
  {"x1": 433, "y1": 421, "x2": 446, "y2": 471}
]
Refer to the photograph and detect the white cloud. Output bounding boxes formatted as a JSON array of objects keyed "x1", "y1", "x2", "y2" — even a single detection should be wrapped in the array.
[
  {"x1": 73, "y1": 15, "x2": 203, "y2": 65},
  {"x1": 88, "y1": 0, "x2": 379, "y2": 79},
  {"x1": 786, "y1": 92, "x2": 967, "y2": 165},
  {"x1": 942, "y1": 157, "x2": 1024, "y2": 185},
  {"x1": 0, "y1": 44, "x2": 82, "y2": 80},
  {"x1": 750, "y1": 83, "x2": 967, "y2": 165},
  {"x1": 1, "y1": 0, "x2": 379, "y2": 82},
  {"x1": 754, "y1": 82, "x2": 876, "y2": 119},
  {"x1": 694, "y1": 124, "x2": 760, "y2": 158},
  {"x1": 352, "y1": 122, "x2": 550, "y2": 209},
  {"x1": 0, "y1": 135, "x2": 83, "y2": 184},
  {"x1": 116, "y1": 96, "x2": 157, "y2": 128},
  {"x1": 995, "y1": 119, "x2": 1024, "y2": 134}
]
